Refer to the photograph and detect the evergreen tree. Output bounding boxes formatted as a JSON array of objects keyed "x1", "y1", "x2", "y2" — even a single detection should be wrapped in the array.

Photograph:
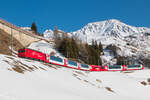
[
  {"x1": 94, "y1": 40, "x2": 98, "y2": 50},
  {"x1": 85, "y1": 42, "x2": 102, "y2": 65},
  {"x1": 71, "y1": 38, "x2": 79, "y2": 59},
  {"x1": 31, "y1": 22, "x2": 38, "y2": 34},
  {"x1": 98, "y1": 42, "x2": 103, "y2": 53},
  {"x1": 56, "y1": 36, "x2": 102, "y2": 65}
]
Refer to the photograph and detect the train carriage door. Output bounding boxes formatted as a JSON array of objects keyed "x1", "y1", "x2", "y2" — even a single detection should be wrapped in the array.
[
  {"x1": 105, "y1": 66, "x2": 109, "y2": 71},
  {"x1": 46, "y1": 54, "x2": 50, "y2": 63},
  {"x1": 123, "y1": 65, "x2": 127, "y2": 71},
  {"x1": 64, "y1": 58, "x2": 68, "y2": 66},
  {"x1": 141, "y1": 65, "x2": 144, "y2": 70},
  {"x1": 26, "y1": 49, "x2": 29, "y2": 57},
  {"x1": 78, "y1": 63, "x2": 81, "y2": 70}
]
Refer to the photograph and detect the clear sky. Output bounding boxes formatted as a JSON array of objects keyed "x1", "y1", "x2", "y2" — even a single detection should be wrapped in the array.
[{"x1": 0, "y1": 0, "x2": 150, "y2": 33}]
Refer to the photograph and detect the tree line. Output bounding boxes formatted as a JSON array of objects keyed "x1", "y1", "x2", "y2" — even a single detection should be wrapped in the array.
[{"x1": 55, "y1": 32, "x2": 103, "y2": 65}]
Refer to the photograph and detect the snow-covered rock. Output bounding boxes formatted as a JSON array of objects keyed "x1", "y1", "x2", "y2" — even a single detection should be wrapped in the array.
[
  {"x1": 43, "y1": 29, "x2": 67, "y2": 39},
  {"x1": 43, "y1": 29, "x2": 54, "y2": 39}
]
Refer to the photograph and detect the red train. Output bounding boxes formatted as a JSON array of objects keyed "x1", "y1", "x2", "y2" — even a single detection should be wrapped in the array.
[
  {"x1": 18, "y1": 48, "x2": 50, "y2": 63},
  {"x1": 18, "y1": 48, "x2": 144, "y2": 72}
]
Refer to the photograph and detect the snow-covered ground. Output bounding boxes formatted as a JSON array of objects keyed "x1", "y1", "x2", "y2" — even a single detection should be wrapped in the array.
[
  {"x1": 0, "y1": 54, "x2": 150, "y2": 100},
  {"x1": 28, "y1": 40, "x2": 64, "y2": 57}
]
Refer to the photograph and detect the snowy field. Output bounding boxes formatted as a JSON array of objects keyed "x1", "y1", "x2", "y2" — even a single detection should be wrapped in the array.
[{"x1": 0, "y1": 54, "x2": 150, "y2": 100}]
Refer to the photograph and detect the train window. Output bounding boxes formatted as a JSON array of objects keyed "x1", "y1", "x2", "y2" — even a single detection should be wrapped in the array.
[
  {"x1": 81, "y1": 64, "x2": 89, "y2": 68},
  {"x1": 19, "y1": 49, "x2": 25, "y2": 53},
  {"x1": 68, "y1": 60, "x2": 77, "y2": 66},
  {"x1": 109, "y1": 65, "x2": 121, "y2": 69},
  {"x1": 127, "y1": 65, "x2": 140, "y2": 68},
  {"x1": 101, "y1": 66, "x2": 105, "y2": 69},
  {"x1": 50, "y1": 56, "x2": 63, "y2": 62}
]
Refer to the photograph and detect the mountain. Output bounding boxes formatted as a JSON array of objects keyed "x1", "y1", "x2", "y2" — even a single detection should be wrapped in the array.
[
  {"x1": 43, "y1": 19, "x2": 150, "y2": 66},
  {"x1": 68, "y1": 19, "x2": 150, "y2": 65},
  {"x1": 70, "y1": 19, "x2": 150, "y2": 44}
]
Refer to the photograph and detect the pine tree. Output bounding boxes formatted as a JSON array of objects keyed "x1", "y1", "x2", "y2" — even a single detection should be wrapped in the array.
[
  {"x1": 31, "y1": 22, "x2": 38, "y2": 34},
  {"x1": 98, "y1": 42, "x2": 103, "y2": 53},
  {"x1": 85, "y1": 42, "x2": 102, "y2": 65},
  {"x1": 56, "y1": 35, "x2": 102, "y2": 65},
  {"x1": 71, "y1": 38, "x2": 79, "y2": 59}
]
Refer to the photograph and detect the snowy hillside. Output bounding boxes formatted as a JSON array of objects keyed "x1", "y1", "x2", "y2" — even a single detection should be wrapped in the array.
[
  {"x1": 0, "y1": 54, "x2": 150, "y2": 100},
  {"x1": 28, "y1": 40, "x2": 63, "y2": 57}
]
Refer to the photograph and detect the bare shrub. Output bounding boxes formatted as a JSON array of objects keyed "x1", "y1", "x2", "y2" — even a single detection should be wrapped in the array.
[
  {"x1": 105, "y1": 87, "x2": 115, "y2": 93},
  {"x1": 147, "y1": 78, "x2": 150, "y2": 83},
  {"x1": 12, "y1": 66, "x2": 24, "y2": 74},
  {"x1": 141, "y1": 81, "x2": 147, "y2": 86}
]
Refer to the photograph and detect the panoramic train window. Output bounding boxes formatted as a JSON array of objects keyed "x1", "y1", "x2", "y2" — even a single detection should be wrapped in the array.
[
  {"x1": 19, "y1": 49, "x2": 25, "y2": 53},
  {"x1": 127, "y1": 65, "x2": 140, "y2": 68},
  {"x1": 68, "y1": 60, "x2": 77, "y2": 66},
  {"x1": 81, "y1": 64, "x2": 89, "y2": 68},
  {"x1": 50, "y1": 56, "x2": 63, "y2": 62},
  {"x1": 109, "y1": 65, "x2": 121, "y2": 69},
  {"x1": 101, "y1": 66, "x2": 105, "y2": 69}
]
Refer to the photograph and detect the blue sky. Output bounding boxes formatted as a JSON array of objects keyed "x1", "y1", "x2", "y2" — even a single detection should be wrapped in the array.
[{"x1": 0, "y1": 0, "x2": 150, "y2": 33}]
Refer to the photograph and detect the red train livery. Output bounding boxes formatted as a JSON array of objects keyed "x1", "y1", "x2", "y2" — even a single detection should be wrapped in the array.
[
  {"x1": 18, "y1": 48, "x2": 48, "y2": 62},
  {"x1": 18, "y1": 48, "x2": 144, "y2": 72}
]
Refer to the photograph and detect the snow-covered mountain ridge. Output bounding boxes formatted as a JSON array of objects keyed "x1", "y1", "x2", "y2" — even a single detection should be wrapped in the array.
[{"x1": 70, "y1": 19, "x2": 150, "y2": 44}]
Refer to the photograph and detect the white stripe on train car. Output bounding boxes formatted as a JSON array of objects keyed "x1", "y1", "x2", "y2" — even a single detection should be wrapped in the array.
[
  {"x1": 67, "y1": 64, "x2": 78, "y2": 68},
  {"x1": 50, "y1": 59, "x2": 64, "y2": 65}
]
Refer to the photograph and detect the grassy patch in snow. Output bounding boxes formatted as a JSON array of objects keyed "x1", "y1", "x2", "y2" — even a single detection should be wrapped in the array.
[{"x1": 96, "y1": 79, "x2": 102, "y2": 83}]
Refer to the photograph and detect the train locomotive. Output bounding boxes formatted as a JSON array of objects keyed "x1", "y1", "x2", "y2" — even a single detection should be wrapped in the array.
[{"x1": 18, "y1": 48, "x2": 143, "y2": 72}]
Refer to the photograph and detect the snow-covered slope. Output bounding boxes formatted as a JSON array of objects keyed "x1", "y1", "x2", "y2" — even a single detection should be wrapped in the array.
[
  {"x1": 0, "y1": 54, "x2": 150, "y2": 100},
  {"x1": 28, "y1": 40, "x2": 64, "y2": 57}
]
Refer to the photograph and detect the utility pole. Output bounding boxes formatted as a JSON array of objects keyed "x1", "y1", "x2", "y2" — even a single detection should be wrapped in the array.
[{"x1": 11, "y1": 28, "x2": 13, "y2": 54}]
